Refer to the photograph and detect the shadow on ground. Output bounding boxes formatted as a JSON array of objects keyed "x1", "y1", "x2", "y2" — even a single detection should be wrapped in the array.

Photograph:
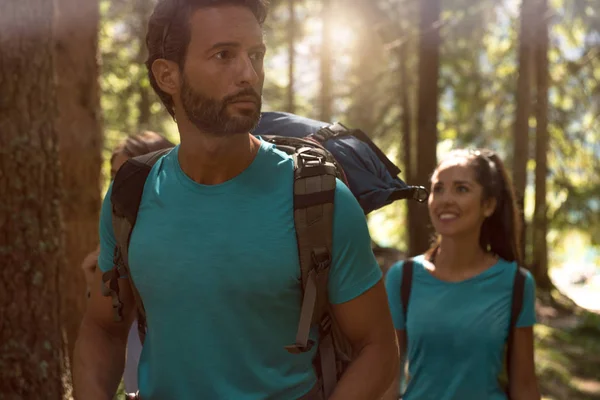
[{"x1": 537, "y1": 291, "x2": 600, "y2": 400}]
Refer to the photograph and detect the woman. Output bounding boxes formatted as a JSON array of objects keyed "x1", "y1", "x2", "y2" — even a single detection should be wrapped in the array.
[
  {"x1": 385, "y1": 149, "x2": 540, "y2": 399},
  {"x1": 81, "y1": 131, "x2": 174, "y2": 394}
]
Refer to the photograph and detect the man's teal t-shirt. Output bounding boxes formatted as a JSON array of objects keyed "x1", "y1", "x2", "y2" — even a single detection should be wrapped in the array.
[
  {"x1": 384, "y1": 256, "x2": 536, "y2": 400},
  {"x1": 98, "y1": 139, "x2": 382, "y2": 400}
]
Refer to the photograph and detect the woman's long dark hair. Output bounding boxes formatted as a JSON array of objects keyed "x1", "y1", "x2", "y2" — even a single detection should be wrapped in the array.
[{"x1": 425, "y1": 149, "x2": 522, "y2": 264}]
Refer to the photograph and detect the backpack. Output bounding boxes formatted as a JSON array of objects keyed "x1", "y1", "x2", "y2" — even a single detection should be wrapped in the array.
[
  {"x1": 398, "y1": 260, "x2": 527, "y2": 398},
  {"x1": 102, "y1": 119, "x2": 426, "y2": 399},
  {"x1": 253, "y1": 112, "x2": 429, "y2": 213}
]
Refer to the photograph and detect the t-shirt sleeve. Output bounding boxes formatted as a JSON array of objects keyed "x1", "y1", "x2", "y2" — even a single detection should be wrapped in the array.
[
  {"x1": 384, "y1": 261, "x2": 405, "y2": 330},
  {"x1": 516, "y1": 269, "x2": 537, "y2": 327},
  {"x1": 97, "y1": 182, "x2": 118, "y2": 274},
  {"x1": 328, "y1": 180, "x2": 383, "y2": 304}
]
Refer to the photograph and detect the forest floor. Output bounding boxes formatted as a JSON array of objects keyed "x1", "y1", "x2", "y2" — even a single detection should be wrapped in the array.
[{"x1": 537, "y1": 279, "x2": 600, "y2": 400}]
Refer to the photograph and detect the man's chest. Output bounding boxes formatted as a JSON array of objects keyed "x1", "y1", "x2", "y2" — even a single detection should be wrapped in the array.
[{"x1": 126, "y1": 190, "x2": 302, "y2": 310}]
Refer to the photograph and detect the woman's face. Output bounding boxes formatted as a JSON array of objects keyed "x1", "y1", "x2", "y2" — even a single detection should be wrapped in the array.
[
  {"x1": 110, "y1": 152, "x2": 129, "y2": 179},
  {"x1": 428, "y1": 159, "x2": 496, "y2": 239}
]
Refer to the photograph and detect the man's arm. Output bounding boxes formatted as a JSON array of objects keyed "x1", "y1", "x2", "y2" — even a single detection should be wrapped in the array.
[
  {"x1": 73, "y1": 265, "x2": 136, "y2": 399},
  {"x1": 329, "y1": 280, "x2": 399, "y2": 400}
]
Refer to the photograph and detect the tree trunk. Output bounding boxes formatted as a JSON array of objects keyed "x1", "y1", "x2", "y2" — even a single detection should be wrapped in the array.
[
  {"x1": 319, "y1": 0, "x2": 333, "y2": 121},
  {"x1": 532, "y1": 0, "x2": 552, "y2": 289},
  {"x1": 54, "y1": 0, "x2": 102, "y2": 367},
  {"x1": 135, "y1": 0, "x2": 153, "y2": 129},
  {"x1": 398, "y1": 16, "x2": 419, "y2": 258},
  {"x1": 286, "y1": 0, "x2": 296, "y2": 114},
  {"x1": 412, "y1": 0, "x2": 441, "y2": 256},
  {"x1": 513, "y1": 0, "x2": 535, "y2": 264},
  {"x1": 0, "y1": 1, "x2": 69, "y2": 397}
]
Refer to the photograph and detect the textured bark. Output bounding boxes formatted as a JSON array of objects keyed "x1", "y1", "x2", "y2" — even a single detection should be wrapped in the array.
[
  {"x1": 398, "y1": 13, "x2": 419, "y2": 259},
  {"x1": 319, "y1": 0, "x2": 333, "y2": 122},
  {"x1": 532, "y1": 0, "x2": 552, "y2": 289},
  {"x1": 513, "y1": 0, "x2": 535, "y2": 263},
  {"x1": 0, "y1": 1, "x2": 69, "y2": 398},
  {"x1": 54, "y1": 0, "x2": 102, "y2": 366},
  {"x1": 135, "y1": 0, "x2": 153, "y2": 129},
  {"x1": 286, "y1": 0, "x2": 297, "y2": 114},
  {"x1": 411, "y1": 0, "x2": 441, "y2": 256}
]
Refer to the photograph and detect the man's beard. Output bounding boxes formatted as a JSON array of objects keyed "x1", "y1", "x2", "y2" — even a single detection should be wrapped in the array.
[{"x1": 180, "y1": 75, "x2": 262, "y2": 136}]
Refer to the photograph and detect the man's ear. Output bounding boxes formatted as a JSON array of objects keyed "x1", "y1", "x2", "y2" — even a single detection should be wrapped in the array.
[{"x1": 151, "y1": 59, "x2": 180, "y2": 95}]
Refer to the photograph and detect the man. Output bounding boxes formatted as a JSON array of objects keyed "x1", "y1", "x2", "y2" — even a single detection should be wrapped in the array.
[{"x1": 73, "y1": 1, "x2": 398, "y2": 399}]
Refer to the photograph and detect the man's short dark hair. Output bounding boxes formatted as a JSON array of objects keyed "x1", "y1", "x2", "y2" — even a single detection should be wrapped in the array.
[{"x1": 145, "y1": 0, "x2": 269, "y2": 118}]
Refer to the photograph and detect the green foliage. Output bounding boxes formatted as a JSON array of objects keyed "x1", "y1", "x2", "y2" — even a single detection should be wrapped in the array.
[{"x1": 98, "y1": 0, "x2": 599, "y2": 260}]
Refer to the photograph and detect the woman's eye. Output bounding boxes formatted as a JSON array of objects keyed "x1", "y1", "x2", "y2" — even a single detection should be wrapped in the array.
[
  {"x1": 432, "y1": 185, "x2": 443, "y2": 193},
  {"x1": 457, "y1": 185, "x2": 469, "y2": 193}
]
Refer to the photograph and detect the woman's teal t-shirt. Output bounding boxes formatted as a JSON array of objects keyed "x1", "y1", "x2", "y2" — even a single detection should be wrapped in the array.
[{"x1": 385, "y1": 256, "x2": 536, "y2": 400}]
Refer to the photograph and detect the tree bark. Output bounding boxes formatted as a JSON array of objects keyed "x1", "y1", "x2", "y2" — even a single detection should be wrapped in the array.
[
  {"x1": 54, "y1": 0, "x2": 102, "y2": 366},
  {"x1": 0, "y1": 1, "x2": 69, "y2": 397},
  {"x1": 319, "y1": 0, "x2": 333, "y2": 121},
  {"x1": 412, "y1": 0, "x2": 441, "y2": 256},
  {"x1": 532, "y1": 0, "x2": 552, "y2": 289},
  {"x1": 513, "y1": 0, "x2": 535, "y2": 264},
  {"x1": 286, "y1": 0, "x2": 297, "y2": 114},
  {"x1": 135, "y1": 0, "x2": 153, "y2": 129}
]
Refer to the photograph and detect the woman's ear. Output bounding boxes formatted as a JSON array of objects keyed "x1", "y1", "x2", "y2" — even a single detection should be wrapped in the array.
[
  {"x1": 483, "y1": 197, "x2": 497, "y2": 218},
  {"x1": 151, "y1": 59, "x2": 180, "y2": 96}
]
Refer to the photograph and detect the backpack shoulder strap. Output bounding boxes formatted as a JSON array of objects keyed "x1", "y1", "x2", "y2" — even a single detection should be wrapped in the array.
[
  {"x1": 283, "y1": 146, "x2": 338, "y2": 398},
  {"x1": 506, "y1": 266, "x2": 527, "y2": 385},
  {"x1": 400, "y1": 260, "x2": 414, "y2": 323},
  {"x1": 101, "y1": 148, "x2": 172, "y2": 342},
  {"x1": 398, "y1": 260, "x2": 414, "y2": 400}
]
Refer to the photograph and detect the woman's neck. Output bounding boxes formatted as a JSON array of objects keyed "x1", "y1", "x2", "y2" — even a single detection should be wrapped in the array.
[{"x1": 430, "y1": 236, "x2": 495, "y2": 280}]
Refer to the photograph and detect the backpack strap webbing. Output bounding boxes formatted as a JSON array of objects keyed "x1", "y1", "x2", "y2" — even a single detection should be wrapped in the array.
[
  {"x1": 397, "y1": 260, "x2": 414, "y2": 397},
  {"x1": 506, "y1": 266, "x2": 527, "y2": 395},
  {"x1": 101, "y1": 148, "x2": 172, "y2": 344},
  {"x1": 400, "y1": 260, "x2": 414, "y2": 320},
  {"x1": 284, "y1": 146, "x2": 338, "y2": 398}
]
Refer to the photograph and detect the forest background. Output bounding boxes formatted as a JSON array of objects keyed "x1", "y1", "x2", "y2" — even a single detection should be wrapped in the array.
[{"x1": 1, "y1": 0, "x2": 599, "y2": 398}]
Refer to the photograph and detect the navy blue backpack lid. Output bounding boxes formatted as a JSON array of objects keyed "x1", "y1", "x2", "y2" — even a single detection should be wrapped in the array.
[{"x1": 252, "y1": 111, "x2": 428, "y2": 214}]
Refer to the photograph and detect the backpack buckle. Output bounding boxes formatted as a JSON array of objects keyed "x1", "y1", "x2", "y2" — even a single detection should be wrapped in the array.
[
  {"x1": 312, "y1": 248, "x2": 331, "y2": 271},
  {"x1": 412, "y1": 186, "x2": 429, "y2": 203},
  {"x1": 320, "y1": 314, "x2": 332, "y2": 334}
]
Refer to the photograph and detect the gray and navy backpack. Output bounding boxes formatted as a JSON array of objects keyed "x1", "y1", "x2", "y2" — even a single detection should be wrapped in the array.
[{"x1": 102, "y1": 112, "x2": 427, "y2": 399}]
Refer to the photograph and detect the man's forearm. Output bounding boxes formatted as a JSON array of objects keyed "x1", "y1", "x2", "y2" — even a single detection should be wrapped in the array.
[
  {"x1": 330, "y1": 343, "x2": 399, "y2": 400},
  {"x1": 73, "y1": 320, "x2": 128, "y2": 400}
]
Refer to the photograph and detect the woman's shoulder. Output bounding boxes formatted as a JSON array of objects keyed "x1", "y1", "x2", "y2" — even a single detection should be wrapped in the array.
[{"x1": 386, "y1": 255, "x2": 428, "y2": 283}]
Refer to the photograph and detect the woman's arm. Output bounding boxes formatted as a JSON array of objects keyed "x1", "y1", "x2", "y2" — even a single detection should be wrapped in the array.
[{"x1": 508, "y1": 326, "x2": 541, "y2": 400}]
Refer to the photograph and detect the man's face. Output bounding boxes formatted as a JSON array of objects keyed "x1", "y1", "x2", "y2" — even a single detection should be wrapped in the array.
[{"x1": 178, "y1": 5, "x2": 266, "y2": 135}]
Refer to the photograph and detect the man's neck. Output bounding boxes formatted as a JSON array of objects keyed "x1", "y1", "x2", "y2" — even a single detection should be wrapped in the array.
[{"x1": 177, "y1": 124, "x2": 261, "y2": 186}]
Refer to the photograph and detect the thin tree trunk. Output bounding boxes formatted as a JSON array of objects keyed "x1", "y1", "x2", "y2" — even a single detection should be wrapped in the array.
[
  {"x1": 412, "y1": 0, "x2": 441, "y2": 256},
  {"x1": 286, "y1": 0, "x2": 296, "y2": 114},
  {"x1": 398, "y1": 19, "x2": 418, "y2": 257},
  {"x1": 319, "y1": 0, "x2": 333, "y2": 121},
  {"x1": 532, "y1": 0, "x2": 552, "y2": 289},
  {"x1": 0, "y1": 1, "x2": 69, "y2": 397},
  {"x1": 136, "y1": 0, "x2": 152, "y2": 129},
  {"x1": 513, "y1": 0, "x2": 535, "y2": 264},
  {"x1": 54, "y1": 0, "x2": 102, "y2": 367}
]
